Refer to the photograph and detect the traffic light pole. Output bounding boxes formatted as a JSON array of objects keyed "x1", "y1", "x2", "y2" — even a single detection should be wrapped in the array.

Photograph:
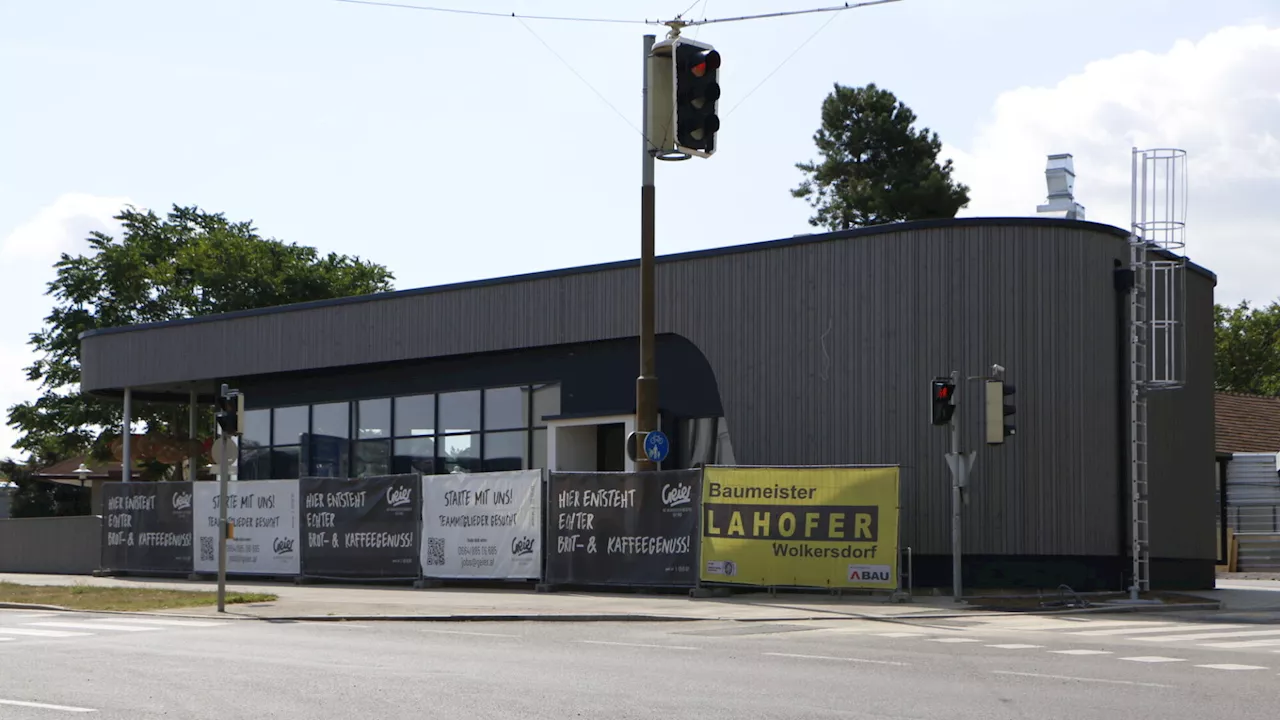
[
  {"x1": 635, "y1": 33, "x2": 658, "y2": 472},
  {"x1": 216, "y1": 431, "x2": 230, "y2": 613},
  {"x1": 943, "y1": 369, "x2": 974, "y2": 603}
]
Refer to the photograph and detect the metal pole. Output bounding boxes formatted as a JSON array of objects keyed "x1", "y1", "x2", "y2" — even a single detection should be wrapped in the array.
[
  {"x1": 635, "y1": 33, "x2": 658, "y2": 472},
  {"x1": 188, "y1": 388, "x2": 199, "y2": 483},
  {"x1": 949, "y1": 369, "x2": 963, "y2": 602},
  {"x1": 121, "y1": 387, "x2": 132, "y2": 483},
  {"x1": 217, "y1": 434, "x2": 230, "y2": 612}
]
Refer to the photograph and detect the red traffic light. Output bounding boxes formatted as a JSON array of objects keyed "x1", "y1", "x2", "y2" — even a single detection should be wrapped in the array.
[
  {"x1": 690, "y1": 50, "x2": 721, "y2": 78},
  {"x1": 934, "y1": 385, "x2": 951, "y2": 400}
]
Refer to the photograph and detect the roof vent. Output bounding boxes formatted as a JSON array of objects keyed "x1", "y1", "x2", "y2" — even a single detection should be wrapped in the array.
[{"x1": 1036, "y1": 153, "x2": 1086, "y2": 220}]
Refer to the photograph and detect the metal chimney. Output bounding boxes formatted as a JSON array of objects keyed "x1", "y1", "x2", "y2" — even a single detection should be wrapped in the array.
[{"x1": 1036, "y1": 153, "x2": 1086, "y2": 220}]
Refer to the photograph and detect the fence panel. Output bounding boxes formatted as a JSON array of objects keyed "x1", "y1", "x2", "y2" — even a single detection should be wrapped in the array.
[
  {"x1": 545, "y1": 469, "x2": 701, "y2": 588},
  {"x1": 100, "y1": 482, "x2": 195, "y2": 575},
  {"x1": 193, "y1": 480, "x2": 300, "y2": 576},
  {"x1": 299, "y1": 474, "x2": 421, "y2": 580}
]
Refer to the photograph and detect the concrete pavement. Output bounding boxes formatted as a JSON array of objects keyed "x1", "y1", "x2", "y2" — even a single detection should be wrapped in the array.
[
  {"x1": 0, "y1": 609, "x2": 1275, "y2": 719},
  {"x1": 0, "y1": 572, "x2": 1235, "y2": 622}
]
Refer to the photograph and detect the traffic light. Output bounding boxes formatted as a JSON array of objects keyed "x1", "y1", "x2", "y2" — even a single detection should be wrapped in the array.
[
  {"x1": 931, "y1": 377, "x2": 956, "y2": 426},
  {"x1": 215, "y1": 385, "x2": 244, "y2": 436},
  {"x1": 985, "y1": 380, "x2": 1016, "y2": 444},
  {"x1": 673, "y1": 37, "x2": 721, "y2": 157}
]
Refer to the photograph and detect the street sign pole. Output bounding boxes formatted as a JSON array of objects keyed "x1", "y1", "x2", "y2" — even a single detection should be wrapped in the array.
[{"x1": 216, "y1": 433, "x2": 230, "y2": 612}]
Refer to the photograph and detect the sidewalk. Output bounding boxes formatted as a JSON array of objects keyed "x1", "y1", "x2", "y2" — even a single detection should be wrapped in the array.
[{"x1": 0, "y1": 572, "x2": 1247, "y2": 622}]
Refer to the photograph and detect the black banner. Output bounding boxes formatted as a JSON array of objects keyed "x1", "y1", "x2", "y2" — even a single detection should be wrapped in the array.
[
  {"x1": 546, "y1": 469, "x2": 700, "y2": 587},
  {"x1": 299, "y1": 475, "x2": 421, "y2": 579},
  {"x1": 101, "y1": 482, "x2": 195, "y2": 574}
]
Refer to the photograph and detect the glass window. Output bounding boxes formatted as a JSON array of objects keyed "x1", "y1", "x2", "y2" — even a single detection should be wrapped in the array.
[
  {"x1": 438, "y1": 390, "x2": 481, "y2": 434},
  {"x1": 531, "y1": 428, "x2": 547, "y2": 470},
  {"x1": 353, "y1": 440, "x2": 391, "y2": 477},
  {"x1": 271, "y1": 446, "x2": 301, "y2": 479},
  {"x1": 242, "y1": 409, "x2": 271, "y2": 448},
  {"x1": 312, "y1": 402, "x2": 350, "y2": 440},
  {"x1": 239, "y1": 446, "x2": 271, "y2": 480},
  {"x1": 483, "y1": 430, "x2": 527, "y2": 472},
  {"x1": 484, "y1": 386, "x2": 528, "y2": 430},
  {"x1": 394, "y1": 394, "x2": 435, "y2": 437},
  {"x1": 273, "y1": 406, "x2": 308, "y2": 446},
  {"x1": 439, "y1": 433, "x2": 480, "y2": 474},
  {"x1": 532, "y1": 384, "x2": 560, "y2": 425},
  {"x1": 306, "y1": 434, "x2": 349, "y2": 478},
  {"x1": 357, "y1": 398, "x2": 391, "y2": 439},
  {"x1": 393, "y1": 437, "x2": 435, "y2": 475}
]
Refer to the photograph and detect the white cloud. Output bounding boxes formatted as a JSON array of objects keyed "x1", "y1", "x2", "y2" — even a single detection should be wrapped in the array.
[
  {"x1": 947, "y1": 24, "x2": 1280, "y2": 306},
  {"x1": 0, "y1": 192, "x2": 131, "y2": 264},
  {"x1": 0, "y1": 193, "x2": 131, "y2": 461}
]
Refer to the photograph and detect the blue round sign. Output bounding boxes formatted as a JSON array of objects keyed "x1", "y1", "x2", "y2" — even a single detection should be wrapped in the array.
[{"x1": 643, "y1": 430, "x2": 670, "y2": 463}]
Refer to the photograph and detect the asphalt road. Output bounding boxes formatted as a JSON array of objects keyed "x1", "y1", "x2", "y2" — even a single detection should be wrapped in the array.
[{"x1": 1, "y1": 609, "x2": 1276, "y2": 719}]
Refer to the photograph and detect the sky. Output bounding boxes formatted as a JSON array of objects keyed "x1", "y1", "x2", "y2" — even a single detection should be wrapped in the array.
[{"x1": 2, "y1": 0, "x2": 1278, "y2": 460}]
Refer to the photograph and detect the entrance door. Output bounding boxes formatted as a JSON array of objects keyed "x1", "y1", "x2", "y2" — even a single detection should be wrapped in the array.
[{"x1": 546, "y1": 414, "x2": 645, "y2": 472}]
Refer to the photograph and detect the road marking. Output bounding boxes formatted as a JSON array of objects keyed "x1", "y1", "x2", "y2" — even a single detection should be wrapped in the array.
[
  {"x1": 928, "y1": 637, "x2": 980, "y2": 644},
  {"x1": 418, "y1": 629, "x2": 520, "y2": 638},
  {"x1": 874, "y1": 632, "x2": 925, "y2": 638},
  {"x1": 1120, "y1": 656, "x2": 1185, "y2": 663},
  {"x1": 1201, "y1": 639, "x2": 1280, "y2": 649},
  {"x1": 0, "y1": 629, "x2": 91, "y2": 638},
  {"x1": 29, "y1": 622, "x2": 160, "y2": 633},
  {"x1": 0, "y1": 613, "x2": 60, "y2": 619},
  {"x1": 576, "y1": 640, "x2": 697, "y2": 650},
  {"x1": 1139, "y1": 629, "x2": 1280, "y2": 643},
  {"x1": 0, "y1": 698, "x2": 97, "y2": 713},
  {"x1": 987, "y1": 644, "x2": 1043, "y2": 649},
  {"x1": 1196, "y1": 664, "x2": 1269, "y2": 671},
  {"x1": 91, "y1": 618, "x2": 224, "y2": 628},
  {"x1": 992, "y1": 671, "x2": 1170, "y2": 688},
  {"x1": 1050, "y1": 649, "x2": 1112, "y2": 655},
  {"x1": 764, "y1": 652, "x2": 907, "y2": 666},
  {"x1": 1068, "y1": 623, "x2": 1200, "y2": 636}
]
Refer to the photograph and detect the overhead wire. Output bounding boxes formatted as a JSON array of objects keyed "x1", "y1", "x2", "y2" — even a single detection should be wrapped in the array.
[
  {"x1": 333, "y1": 0, "x2": 654, "y2": 24},
  {"x1": 724, "y1": 9, "x2": 843, "y2": 116}
]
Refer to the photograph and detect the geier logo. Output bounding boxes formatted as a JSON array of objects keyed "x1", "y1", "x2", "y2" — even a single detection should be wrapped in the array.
[
  {"x1": 386, "y1": 486, "x2": 413, "y2": 507},
  {"x1": 661, "y1": 483, "x2": 691, "y2": 508},
  {"x1": 511, "y1": 536, "x2": 536, "y2": 556},
  {"x1": 172, "y1": 492, "x2": 192, "y2": 511},
  {"x1": 274, "y1": 537, "x2": 296, "y2": 555}
]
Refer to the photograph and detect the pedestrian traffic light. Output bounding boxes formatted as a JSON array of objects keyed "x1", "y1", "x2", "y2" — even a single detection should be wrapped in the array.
[
  {"x1": 931, "y1": 377, "x2": 956, "y2": 426},
  {"x1": 985, "y1": 380, "x2": 1016, "y2": 444},
  {"x1": 215, "y1": 385, "x2": 244, "y2": 436},
  {"x1": 673, "y1": 37, "x2": 720, "y2": 157}
]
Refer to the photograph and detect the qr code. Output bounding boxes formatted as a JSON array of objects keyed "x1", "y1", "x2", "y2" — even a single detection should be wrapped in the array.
[
  {"x1": 200, "y1": 536, "x2": 215, "y2": 563},
  {"x1": 425, "y1": 537, "x2": 446, "y2": 566}
]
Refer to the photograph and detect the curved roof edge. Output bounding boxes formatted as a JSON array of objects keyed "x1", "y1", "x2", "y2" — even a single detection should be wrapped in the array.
[{"x1": 78, "y1": 216, "x2": 1214, "y2": 339}]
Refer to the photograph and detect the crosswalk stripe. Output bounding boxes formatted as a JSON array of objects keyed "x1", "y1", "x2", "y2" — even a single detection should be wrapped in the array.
[
  {"x1": 92, "y1": 618, "x2": 225, "y2": 628},
  {"x1": 929, "y1": 638, "x2": 981, "y2": 644},
  {"x1": 987, "y1": 644, "x2": 1043, "y2": 649},
  {"x1": 29, "y1": 621, "x2": 160, "y2": 632},
  {"x1": 1196, "y1": 664, "x2": 1269, "y2": 671},
  {"x1": 1138, "y1": 629, "x2": 1280, "y2": 643},
  {"x1": 875, "y1": 632, "x2": 926, "y2": 638},
  {"x1": 0, "y1": 629, "x2": 91, "y2": 638},
  {"x1": 1067, "y1": 624, "x2": 1203, "y2": 636},
  {"x1": 1050, "y1": 649, "x2": 1112, "y2": 655},
  {"x1": 1121, "y1": 656, "x2": 1185, "y2": 663}
]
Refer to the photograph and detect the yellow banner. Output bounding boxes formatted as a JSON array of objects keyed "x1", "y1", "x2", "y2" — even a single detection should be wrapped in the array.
[{"x1": 699, "y1": 466, "x2": 900, "y2": 589}]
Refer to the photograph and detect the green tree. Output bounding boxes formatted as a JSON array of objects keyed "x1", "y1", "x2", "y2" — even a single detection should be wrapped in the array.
[
  {"x1": 6, "y1": 204, "x2": 395, "y2": 472},
  {"x1": 1214, "y1": 300, "x2": 1280, "y2": 395},
  {"x1": 792, "y1": 82, "x2": 970, "y2": 231}
]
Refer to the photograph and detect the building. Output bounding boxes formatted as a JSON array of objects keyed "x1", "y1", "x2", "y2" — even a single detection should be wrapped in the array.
[
  {"x1": 77, "y1": 217, "x2": 1218, "y2": 590},
  {"x1": 1214, "y1": 391, "x2": 1280, "y2": 571}
]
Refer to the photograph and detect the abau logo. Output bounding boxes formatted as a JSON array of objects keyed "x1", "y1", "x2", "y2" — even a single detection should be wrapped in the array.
[
  {"x1": 511, "y1": 536, "x2": 536, "y2": 556},
  {"x1": 661, "y1": 483, "x2": 691, "y2": 508},
  {"x1": 172, "y1": 491, "x2": 193, "y2": 511},
  {"x1": 274, "y1": 537, "x2": 296, "y2": 555},
  {"x1": 386, "y1": 485, "x2": 413, "y2": 508}
]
